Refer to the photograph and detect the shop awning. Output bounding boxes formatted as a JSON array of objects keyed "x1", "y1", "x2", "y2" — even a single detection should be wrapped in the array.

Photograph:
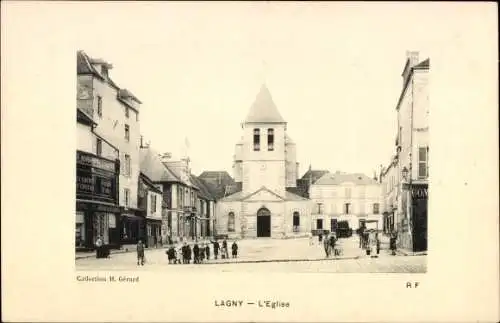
[{"x1": 121, "y1": 213, "x2": 143, "y2": 220}]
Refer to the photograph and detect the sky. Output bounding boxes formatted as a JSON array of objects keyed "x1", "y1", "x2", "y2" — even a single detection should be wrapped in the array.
[{"x1": 71, "y1": 2, "x2": 435, "y2": 177}]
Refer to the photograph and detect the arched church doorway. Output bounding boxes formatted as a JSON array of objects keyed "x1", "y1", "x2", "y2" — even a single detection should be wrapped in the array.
[{"x1": 256, "y1": 208, "x2": 271, "y2": 237}]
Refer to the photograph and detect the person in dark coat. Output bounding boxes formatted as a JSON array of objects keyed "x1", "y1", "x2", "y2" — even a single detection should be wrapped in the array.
[
  {"x1": 222, "y1": 239, "x2": 229, "y2": 259},
  {"x1": 199, "y1": 243, "x2": 205, "y2": 263},
  {"x1": 205, "y1": 243, "x2": 210, "y2": 260},
  {"x1": 186, "y1": 244, "x2": 192, "y2": 264},
  {"x1": 231, "y1": 241, "x2": 238, "y2": 258},
  {"x1": 166, "y1": 245, "x2": 175, "y2": 264},
  {"x1": 193, "y1": 243, "x2": 200, "y2": 264},
  {"x1": 95, "y1": 236, "x2": 103, "y2": 259},
  {"x1": 390, "y1": 232, "x2": 397, "y2": 255},
  {"x1": 318, "y1": 232, "x2": 323, "y2": 243},
  {"x1": 136, "y1": 239, "x2": 145, "y2": 266},
  {"x1": 211, "y1": 240, "x2": 220, "y2": 259},
  {"x1": 181, "y1": 243, "x2": 188, "y2": 264}
]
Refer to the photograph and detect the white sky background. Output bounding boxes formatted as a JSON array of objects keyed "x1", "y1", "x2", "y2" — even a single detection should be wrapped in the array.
[{"x1": 73, "y1": 2, "x2": 435, "y2": 177}]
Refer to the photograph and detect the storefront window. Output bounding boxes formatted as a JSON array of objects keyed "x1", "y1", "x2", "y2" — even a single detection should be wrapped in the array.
[{"x1": 75, "y1": 212, "x2": 85, "y2": 247}]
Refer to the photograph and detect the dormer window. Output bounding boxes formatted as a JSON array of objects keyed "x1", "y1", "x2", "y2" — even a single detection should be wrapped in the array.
[
  {"x1": 253, "y1": 128, "x2": 260, "y2": 151},
  {"x1": 267, "y1": 128, "x2": 274, "y2": 151}
]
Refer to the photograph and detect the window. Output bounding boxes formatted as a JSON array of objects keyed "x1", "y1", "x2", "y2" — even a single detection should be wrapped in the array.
[
  {"x1": 373, "y1": 203, "x2": 380, "y2": 214},
  {"x1": 150, "y1": 194, "x2": 157, "y2": 213},
  {"x1": 125, "y1": 124, "x2": 130, "y2": 141},
  {"x1": 97, "y1": 96, "x2": 102, "y2": 117},
  {"x1": 418, "y1": 147, "x2": 428, "y2": 178},
  {"x1": 124, "y1": 188, "x2": 130, "y2": 206},
  {"x1": 124, "y1": 154, "x2": 131, "y2": 176},
  {"x1": 253, "y1": 128, "x2": 260, "y2": 151},
  {"x1": 316, "y1": 219, "x2": 323, "y2": 230},
  {"x1": 317, "y1": 203, "x2": 324, "y2": 214},
  {"x1": 125, "y1": 107, "x2": 130, "y2": 118},
  {"x1": 228, "y1": 212, "x2": 235, "y2": 232},
  {"x1": 344, "y1": 203, "x2": 351, "y2": 214},
  {"x1": 136, "y1": 112, "x2": 139, "y2": 122},
  {"x1": 267, "y1": 128, "x2": 274, "y2": 151},
  {"x1": 96, "y1": 138, "x2": 102, "y2": 156},
  {"x1": 293, "y1": 212, "x2": 300, "y2": 232}
]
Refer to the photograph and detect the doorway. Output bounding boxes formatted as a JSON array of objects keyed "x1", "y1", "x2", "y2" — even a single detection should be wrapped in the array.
[{"x1": 256, "y1": 208, "x2": 271, "y2": 237}]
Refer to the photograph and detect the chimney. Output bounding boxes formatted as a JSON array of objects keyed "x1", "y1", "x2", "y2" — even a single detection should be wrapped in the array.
[{"x1": 406, "y1": 51, "x2": 420, "y2": 67}]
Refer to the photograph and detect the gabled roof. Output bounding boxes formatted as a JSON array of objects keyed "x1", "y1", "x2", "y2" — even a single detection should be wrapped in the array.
[
  {"x1": 244, "y1": 84, "x2": 286, "y2": 124},
  {"x1": 139, "y1": 147, "x2": 180, "y2": 183},
  {"x1": 220, "y1": 186, "x2": 310, "y2": 202},
  {"x1": 314, "y1": 172, "x2": 379, "y2": 186}
]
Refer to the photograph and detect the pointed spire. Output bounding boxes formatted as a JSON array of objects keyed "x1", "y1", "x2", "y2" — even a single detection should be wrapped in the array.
[{"x1": 244, "y1": 84, "x2": 286, "y2": 124}]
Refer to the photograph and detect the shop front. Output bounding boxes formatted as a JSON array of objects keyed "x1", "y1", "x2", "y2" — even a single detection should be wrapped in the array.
[
  {"x1": 121, "y1": 211, "x2": 145, "y2": 245},
  {"x1": 399, "y1": 183, "x2": 428, "y2": 252},
  {"x1": 146, "y1": 218, "x2": 162, "y2": 248},
  {"x1": 76, "y1": 150, "x2": 120, "y2": 250}
]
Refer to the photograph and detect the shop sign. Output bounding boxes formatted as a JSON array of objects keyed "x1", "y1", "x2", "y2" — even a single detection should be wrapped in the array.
[
  {"x1": 76, "y1": 152, "x2": 118, "y2": 204},
  {"x1": 411, "y1": 185, "x2": 428, "y2": 199},
  {"x1": 77, "y1": 151, "x2": 116, "y2": 173},
  {"x1": 76, "y1": 201, "x2": 120, "y2": 213}
]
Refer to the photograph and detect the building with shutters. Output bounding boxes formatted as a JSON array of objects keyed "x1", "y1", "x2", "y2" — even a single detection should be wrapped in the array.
[
  {"x1": 309, "y1": 172, "x2": 383, "y2": 233},
  {"x1": 386, "y1": 51, "x2": 429, "y2": 252},
  {"x1": 214, "y1": 85, "x2": 313, "y2": 238},
  {"x1": 77, "y1": 50, "x2": 142, "y2": 250}
]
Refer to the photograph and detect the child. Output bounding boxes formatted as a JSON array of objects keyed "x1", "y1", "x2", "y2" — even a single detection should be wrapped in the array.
[
  {"x1": 136, "y1": 239, "x2": 145, "y2": 266},
  {"x1": 231, "y1": 241, "x2": 238, "y2": 258}
]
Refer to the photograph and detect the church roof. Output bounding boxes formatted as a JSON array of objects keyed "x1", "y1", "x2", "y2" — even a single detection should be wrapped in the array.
[
  {"x1": 198, "y1": 171, "x2": 241, "y2": 200},
  {"x1": 314, "y1": 172, "x2": 379, "y2": 185},
  {"x1": 219, "y1": 186, "x2": 309, "y2": 202},
  {"x1": 189, "y1": 174, "x2": 215, "y2": 201},
  {"x1": 244, "y1": 84, "x2": 286, "y2": 124}
]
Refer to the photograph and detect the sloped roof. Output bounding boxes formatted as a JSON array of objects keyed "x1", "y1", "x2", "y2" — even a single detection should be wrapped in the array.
[
  {"x1": 300, "y1": 169, "x2": 329, "y2": 183},
  {"x1": 189, "y1": 174, "x2": 214, "y2": 201},
  {"x1": 198, "y1": 171, "x2": 240, "y2": 200},
  {"x1": 77, "y1": 50, "x2": 120, "y2": 90},
  {"x1": 285, "y1": 133, "x2": 295, "y2": 145},
  {"x1": 244, "y1": 84, "x2": 286, "y2": 124},
  {"x1": 286, "y1": 186, "x2": 308, "y2": 198},
  {"x1": 314, "y1": 172, "x2": 379, "y2": 185},
  {"x1": 218, "y1": 191, "x2": 245, "y2": 202},
  {"x1": 139, "y1": 148, "x2": 180, "y2": 183},
  {"x1": 164, "y1": 162, "x2": 197, "y2": 188},
  {"x1": 118, "y1": 88, "x2": 142, "y2": 104},
  {"x1": 414, "y1": 58, "x2": 430, "y2": 70}
]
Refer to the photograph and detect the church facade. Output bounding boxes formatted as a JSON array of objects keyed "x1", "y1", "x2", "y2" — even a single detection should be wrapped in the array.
[{"x1": 215, "y1": 85, "x2": 313, "y2": 238}]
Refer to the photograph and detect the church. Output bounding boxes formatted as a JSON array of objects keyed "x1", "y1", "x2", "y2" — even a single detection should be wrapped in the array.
[{"x1": 215, "y1": 85, "x2": 313, "y2": 238}]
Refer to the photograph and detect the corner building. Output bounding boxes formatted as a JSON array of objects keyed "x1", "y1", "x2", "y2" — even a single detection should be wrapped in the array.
[{"x1": 216, "y1": 85, "x2": 312, "y2": 238}]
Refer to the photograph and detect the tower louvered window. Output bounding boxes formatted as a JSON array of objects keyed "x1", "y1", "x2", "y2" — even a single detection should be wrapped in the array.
[{"x1": 253, "y1": 128, "x2": 260, "y2": 151}]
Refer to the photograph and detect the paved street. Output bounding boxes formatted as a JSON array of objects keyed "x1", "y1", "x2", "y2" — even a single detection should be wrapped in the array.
[{"x1": 76, "y1": 236, "x2": 426, "y2": 273}]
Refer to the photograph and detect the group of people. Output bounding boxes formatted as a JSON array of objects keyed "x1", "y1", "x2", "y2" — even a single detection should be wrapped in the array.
[
  {"x1": 358, "y1": 225, "x2": 382, "y2": 257},
  {"x1": 321, "y1": 231, "x2": 340, "y2": 258},
  {"x1": 164, "y1": 239, "x2": 239, "y2": 265}
]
